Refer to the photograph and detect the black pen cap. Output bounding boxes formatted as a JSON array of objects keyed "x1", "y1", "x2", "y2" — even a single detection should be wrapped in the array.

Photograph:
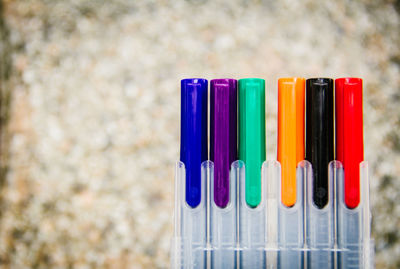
[{"x1": 306, "y1": 78, "x2": 334, "y2": 209}]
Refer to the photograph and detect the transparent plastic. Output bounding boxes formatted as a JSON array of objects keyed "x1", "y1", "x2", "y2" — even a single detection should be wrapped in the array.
[{"x1": 171, "y1": 160, "x2": 373, "y2": 269}]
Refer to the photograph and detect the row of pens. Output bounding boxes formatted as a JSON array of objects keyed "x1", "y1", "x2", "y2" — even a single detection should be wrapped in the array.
[{"x1": 180, "y1": 77, "x2": 364, "y2": 210}]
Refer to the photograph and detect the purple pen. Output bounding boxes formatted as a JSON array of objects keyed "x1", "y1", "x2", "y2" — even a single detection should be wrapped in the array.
[{"x1": 210, "y1": 79, "x2": 238, "y2": 208}]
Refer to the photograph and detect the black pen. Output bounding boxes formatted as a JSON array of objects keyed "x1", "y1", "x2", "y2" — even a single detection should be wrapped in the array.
[{"x1": 306, "y1": 78, "x2": 334, "y2": 209}]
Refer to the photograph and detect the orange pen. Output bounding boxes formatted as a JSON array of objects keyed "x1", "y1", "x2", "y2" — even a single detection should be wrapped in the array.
[{"x1": 277, "y1": 78, "x2": 305, "y2": 207}]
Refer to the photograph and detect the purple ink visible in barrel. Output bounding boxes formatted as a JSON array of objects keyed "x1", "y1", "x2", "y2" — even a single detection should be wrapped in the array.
[{"x1": 210, "y1": 79, "x2": 238, "y2": 208}]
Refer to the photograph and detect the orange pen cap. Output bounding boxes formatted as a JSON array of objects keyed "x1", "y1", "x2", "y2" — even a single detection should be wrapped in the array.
[{"x1": 277, "y1": 78, "x2": 305, "y2": 207}]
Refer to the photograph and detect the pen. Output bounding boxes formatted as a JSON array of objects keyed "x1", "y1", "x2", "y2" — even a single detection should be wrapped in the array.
[
  {"x1": 210, "y1": 79, "x2": 238, "y2": 208},
  {"x1": 306, "y1": 78, "x2": 334, "y2": 209},
  {"x1": 238, "y1": 78, "x2": 266, "y2": 208},
  {"x1": 277, "y1": 77, "x2": 305, "y2": 207},
  {"x1": 180, "y1": 78, "x2": 208, "y2": 208},
  {"x1": 335, "y1": 77, "x2": 364, "y2": 209}
]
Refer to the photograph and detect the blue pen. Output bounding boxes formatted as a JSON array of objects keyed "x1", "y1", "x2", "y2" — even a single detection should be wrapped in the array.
[{"x1": 180, "y1": 78, "x2": 208, "y2": 208}]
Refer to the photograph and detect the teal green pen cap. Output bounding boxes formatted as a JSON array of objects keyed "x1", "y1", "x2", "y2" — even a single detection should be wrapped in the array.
[{"x1": 238, "y1": 78, "x2": 266, "y2": 207}]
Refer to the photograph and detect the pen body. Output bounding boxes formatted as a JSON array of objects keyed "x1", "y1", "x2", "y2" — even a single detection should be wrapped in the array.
[
  {"x1": 210, "y1": 79, "x2": 238, "y2": 208},
  {"x1": 238, "y1": 78, "x2": 266, "y2": 208},
  {"x1": 278, "y1": 78, "x2": 305, "y2": 207},
  {"x1": 335, "y1": 78, "x2": 364, "y2": 209},
  {"x1": 180, "y1": 78, "x2": 208, "y2": 208},
  {"x1": 306, "y1": 78, "x2": 334, "y2": 209}
]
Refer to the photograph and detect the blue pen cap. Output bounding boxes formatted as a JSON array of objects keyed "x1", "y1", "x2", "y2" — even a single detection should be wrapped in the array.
[{"x1": 180, "y1": 78, "x2": 208, "y2": 208}]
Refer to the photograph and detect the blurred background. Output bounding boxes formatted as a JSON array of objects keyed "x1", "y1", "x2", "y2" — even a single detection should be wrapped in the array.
[{"x1": 0, "y1": 0, "x2": 399, "y2": 268}]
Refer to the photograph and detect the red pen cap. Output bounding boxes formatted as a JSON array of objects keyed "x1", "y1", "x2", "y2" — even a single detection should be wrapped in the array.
[{"x1": 335, "y1": 78, "x2": 364, "y2": 209}]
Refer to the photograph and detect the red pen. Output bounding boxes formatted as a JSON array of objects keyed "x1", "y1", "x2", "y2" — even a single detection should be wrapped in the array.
[{"x1": 335, "y1": 78, "x2": 364, "y2": 209}]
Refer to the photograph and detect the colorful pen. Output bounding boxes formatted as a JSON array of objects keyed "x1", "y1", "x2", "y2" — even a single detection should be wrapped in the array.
[
  {"x1": 306, "y1": 78, "x2": 334, "y2": 209},
  {"x1": 180, "y1": 78, "x2": 208, "y2": 208},
  {"x1": 277, "y1": 78, "x2": 305, "y2": 207},
  {"x1": 335, "y1": 78, "x2": 364, "y2": 209},
  {"x1": 210, "y1": 79, "x2": 238, "y2": 208},
  {"x1": 238, "y1": 78, "x2": 266, "y2": 208}
]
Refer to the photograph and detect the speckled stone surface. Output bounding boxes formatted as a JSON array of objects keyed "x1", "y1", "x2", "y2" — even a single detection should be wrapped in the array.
[{"x1": 0, "y1": 0, "x2": 399, "y2": 268}]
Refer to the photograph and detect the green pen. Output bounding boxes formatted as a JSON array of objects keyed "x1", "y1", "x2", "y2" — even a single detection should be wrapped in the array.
[{"x1": 238, "y1": 78, "x2": 266, "y2": 208}]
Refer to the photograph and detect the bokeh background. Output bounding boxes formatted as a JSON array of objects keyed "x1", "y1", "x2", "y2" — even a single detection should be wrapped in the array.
[{"x1": 0, "y1": 0, "x2": 399, "y2": 268}]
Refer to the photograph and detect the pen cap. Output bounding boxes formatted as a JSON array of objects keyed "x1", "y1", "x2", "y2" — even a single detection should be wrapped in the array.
[
  {"x1": 210, "y1": 79, "x2": 238, "y2": 208},
  {"x1": 180, "y1": 78, "x2": 208, "y2": 208},
  {"x1": 238, "y1": 78, "x2": 266, "y2": 208},
  {"x1": 306, "y1": 78, "x2": 334, "y2": 209},
  {"x1": 278, "y1": 78, "x2": 305, "y2": 207},
  {"x1": 335, "y1": 77, "x2": 364, "y2": 209}
]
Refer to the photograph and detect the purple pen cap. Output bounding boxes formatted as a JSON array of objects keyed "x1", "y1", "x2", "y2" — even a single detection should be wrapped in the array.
[{"x1": 210, "y1": 79, "x2": 238, "y2": 208}]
